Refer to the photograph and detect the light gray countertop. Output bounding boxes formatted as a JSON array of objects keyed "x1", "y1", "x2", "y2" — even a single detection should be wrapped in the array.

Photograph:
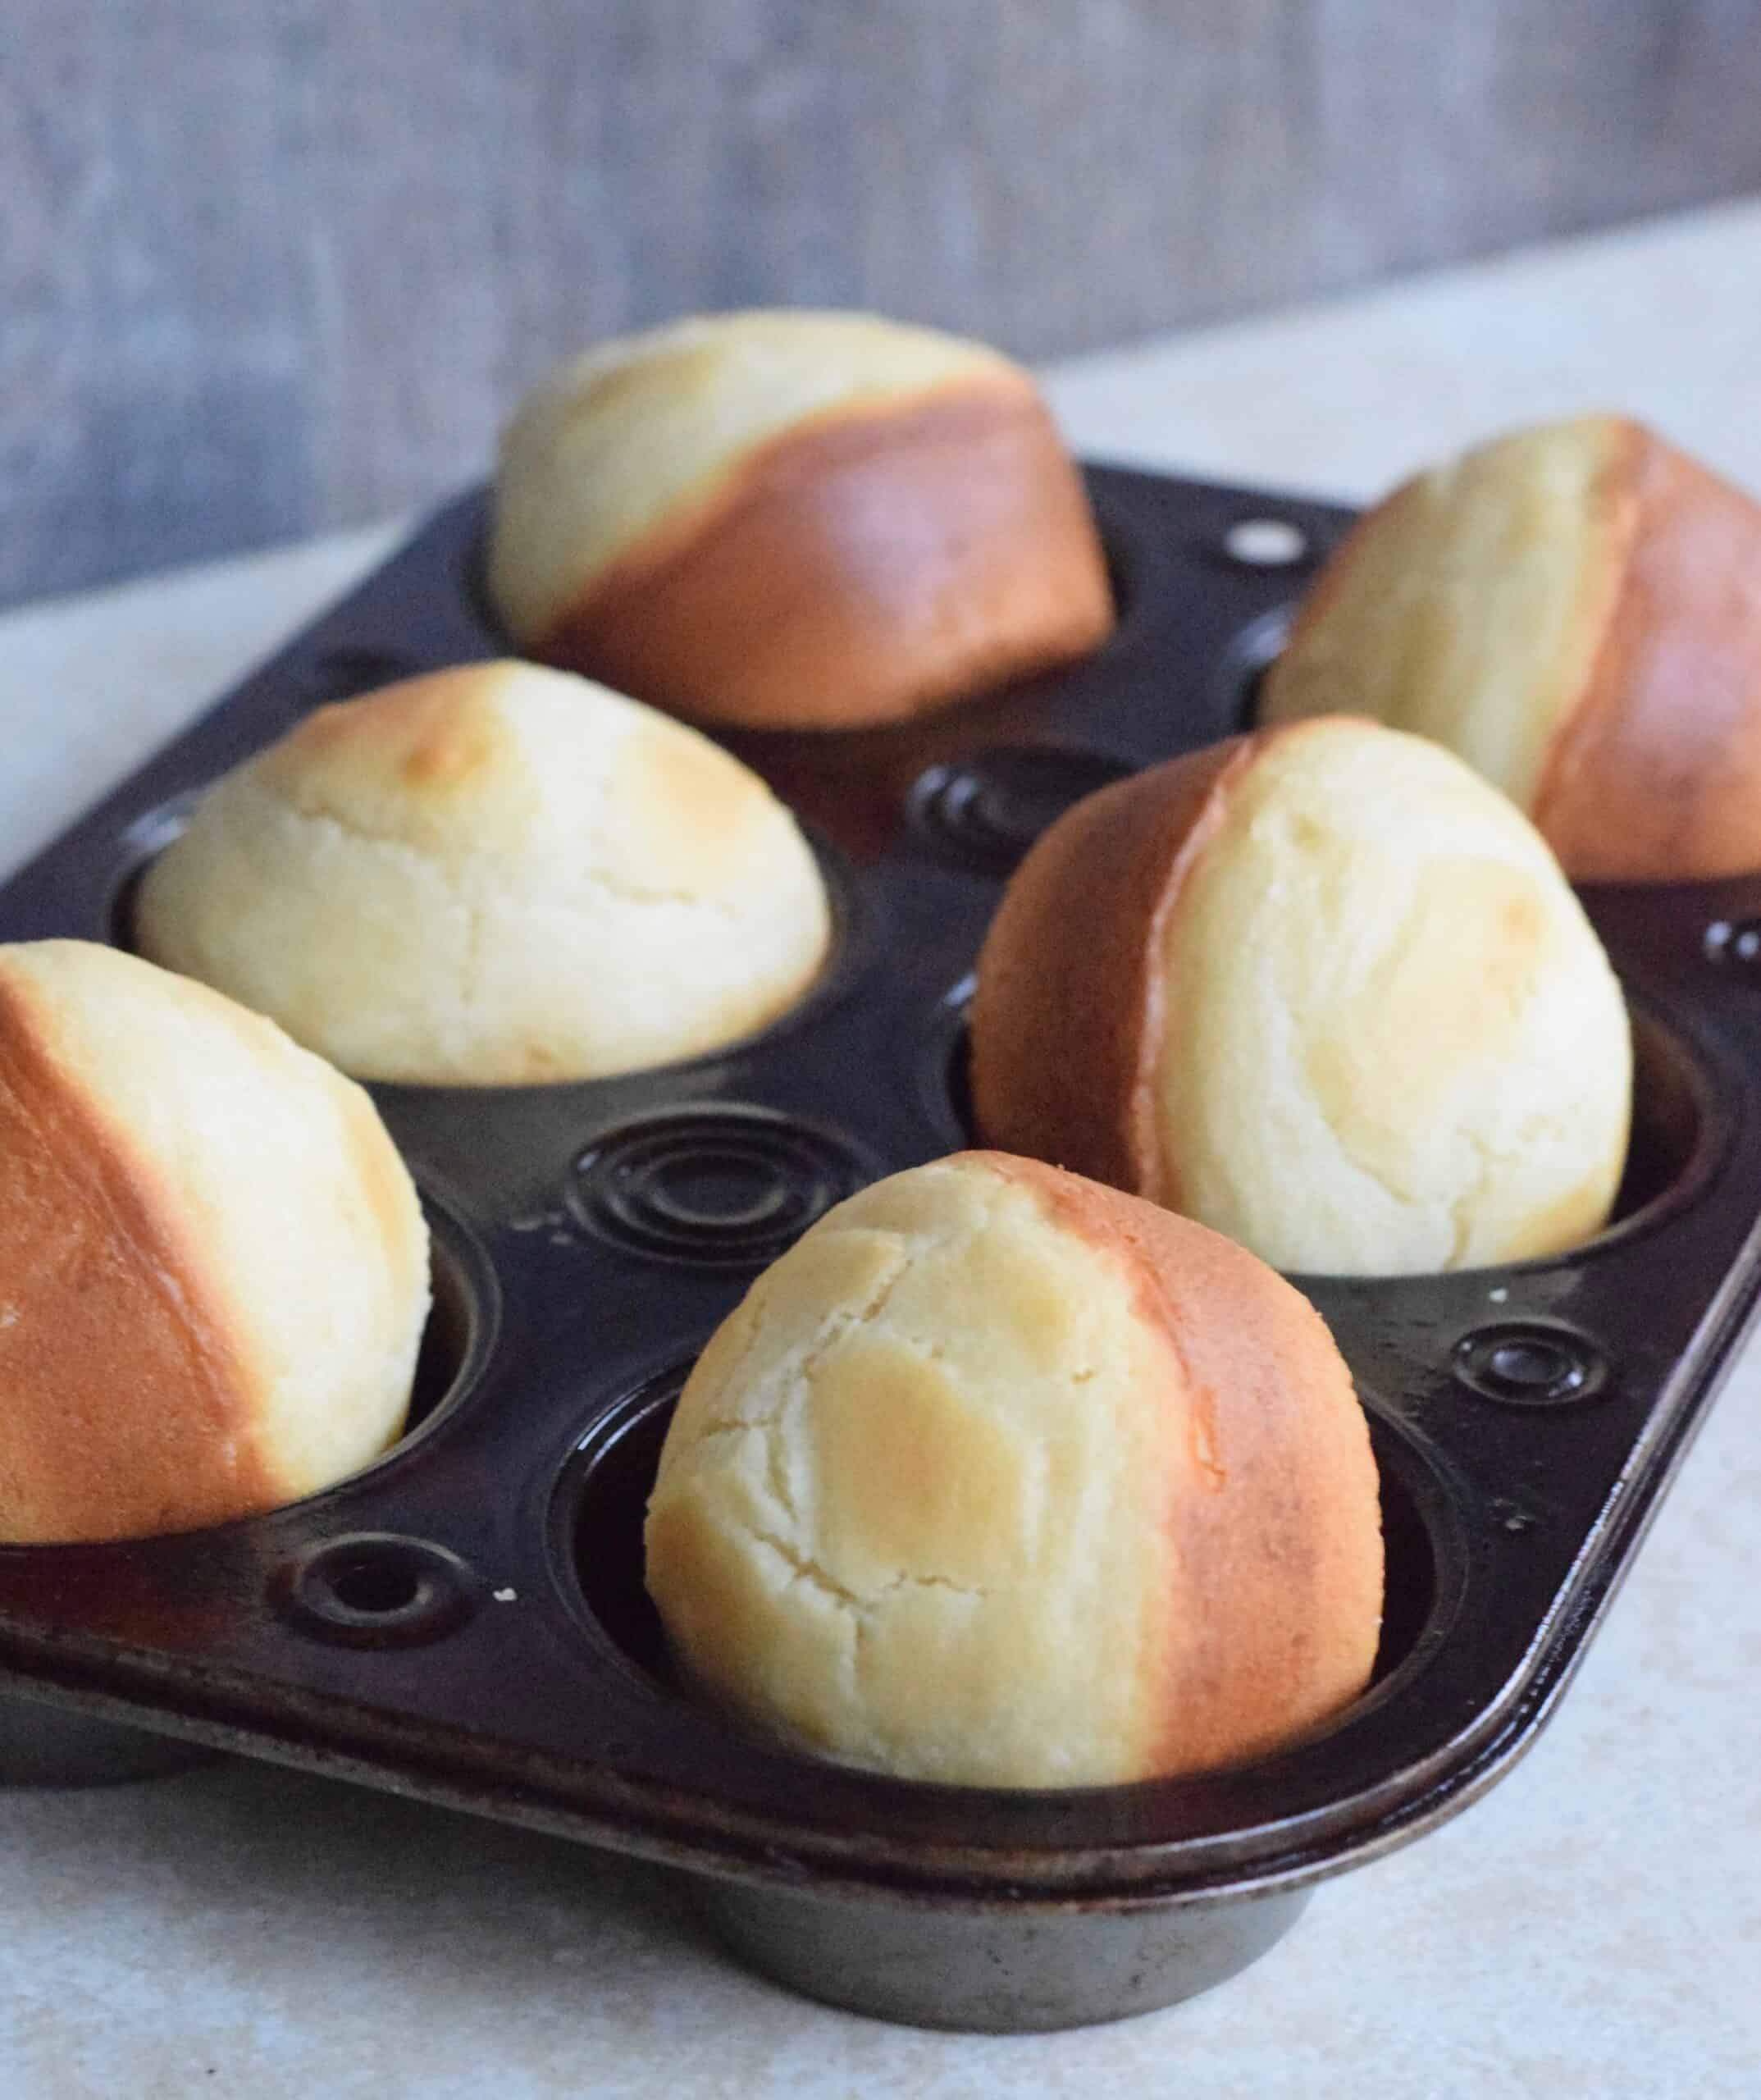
[{"x1": 2, "y1": 199, "x2": 1760, "y2": 2098}]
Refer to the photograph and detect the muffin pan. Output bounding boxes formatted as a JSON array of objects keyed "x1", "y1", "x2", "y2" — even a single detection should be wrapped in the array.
[{"x1": 3, "y1": 465, "x2": 1761, "y2": 2031}]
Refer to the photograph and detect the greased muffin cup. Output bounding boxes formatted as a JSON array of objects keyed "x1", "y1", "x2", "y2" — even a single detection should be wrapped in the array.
[{"x1": 1, "y1": 466, "x2": 1758, "y2": 2032}]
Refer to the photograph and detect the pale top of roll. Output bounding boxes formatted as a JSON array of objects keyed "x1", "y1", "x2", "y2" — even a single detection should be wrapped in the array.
[
  {"x1": 490, "y1": 308, "x2": 1029, "y2": 642},
  {"x1": 135, "y1": 660, "x2": 832, "y2": 1085},
  {"x1": 0, "y1": 940, "x2": 428, "y2": 1541},
  {"x1": 1155, "y1": 719, "x2": 1632, "y2": 1272},
  {"x1": 1260, "y1": 416, "x2": 1627, "y2": 809}
]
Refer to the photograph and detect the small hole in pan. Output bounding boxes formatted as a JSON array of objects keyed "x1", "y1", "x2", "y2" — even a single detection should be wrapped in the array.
[
  {"x1": 274, "y1": 1533, "x2": 481, "y2": 1647},
  {"x1": 940, "y1": 1002, "x2": 1718, "y2": 1270},
  {"x1": 1451, "y1": 1322, "x2": 1608, "y2": 1410},
  {"x1": 328, "y1": 1550, "x2": 425, "y2": 1615},
  {"x1": 1221, "y1": 518, "x2": 1311, "y2": 569}
]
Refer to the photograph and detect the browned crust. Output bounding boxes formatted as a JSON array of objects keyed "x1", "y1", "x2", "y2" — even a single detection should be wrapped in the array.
[
  {"x1": 972, "y1": 1152, "x2": 1384, "y2": 1774},
  {"x1": 1533, "y1": 422, "x2": 1761, "y2": 880},
  {"x1": 969, "y1": 733, "x2": 1264, "y2": 1203},
  {"x1": 267, "y1": 666, "x2": 509, "y2": 801},
  {"x1": 531, "y1": 380, "x2": 1115, "y2": 731},
  {"x1": 0, "y1": 976, "x2": 281, "y2": 1543}
]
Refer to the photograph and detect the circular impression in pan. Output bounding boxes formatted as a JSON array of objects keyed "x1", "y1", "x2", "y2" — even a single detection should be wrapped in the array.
[
  {"x1": 553, "y1": 1368, "x2": 1453, "y2": 1751},
  {"x1": 938, "y1": 1001, "x2": 1719, "y2": 1275},
  {"x1": 907, "y1": 745, "x2": 1136, "y2": 876},
  {"x1": 568, "y1": 1106, "x2": 877, "y2": 1269}
]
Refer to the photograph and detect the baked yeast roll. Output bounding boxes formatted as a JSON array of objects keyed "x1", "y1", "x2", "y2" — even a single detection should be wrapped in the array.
[
  {"x1": 646, "y1": 1153, "x2": 1383, "y2": 1787},
  {"x1": 136, "y1": 660, "x2": 831, "y2": 1085},
  {"x1": 972, "y1": 718, "x2": 1632, "y2": 1276},
  {"x1": 487, "y1": 310, "x2": 1115, "y2": 729},
  {"x1": 1260, "y1": 415, "x2": 1761, "y2": 880},
  {"x1": 0, "y1": 941, "x2": 428, "y2": 1543}
]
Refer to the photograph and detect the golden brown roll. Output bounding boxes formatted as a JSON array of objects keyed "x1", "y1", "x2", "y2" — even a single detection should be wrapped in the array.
[
  {"x1": 971, "y1": 717, "x2": 1632, "y2": 1276},
  {"x1": 646, "y1": 1151, "x2": 1382, "y2": 1787},
  {"x1": 1259, "y1": 415, "x2": 1761, "y2": 880},
  {"x1": 0, "y1": 940, "x2": 429, "y2": 1543},
  {"x1": 135, "y1": 660, "x2": 831, "y2": 1086},
  {"x1": 486, "y1": 309, "x2": 1115, "y2": 730}
]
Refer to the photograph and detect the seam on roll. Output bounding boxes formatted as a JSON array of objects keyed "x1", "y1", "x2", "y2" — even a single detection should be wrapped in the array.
[
  {"x1": 762, "y1": 1233, "x2": 917, "y2": 1529},
  {"x1": 746, "y1": 1520, "x2": 868, "y2": 1612}
]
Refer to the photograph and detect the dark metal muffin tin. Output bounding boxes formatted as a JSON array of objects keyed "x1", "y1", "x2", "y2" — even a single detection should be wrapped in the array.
[{"x1": 3, "y1": 467, "x2": 1759, "y2": 2031}]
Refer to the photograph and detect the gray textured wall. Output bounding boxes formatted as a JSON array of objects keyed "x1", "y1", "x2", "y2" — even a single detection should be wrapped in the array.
[{"x1": 6, "y1": 1, "x2": 1761, "y2": 608}]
